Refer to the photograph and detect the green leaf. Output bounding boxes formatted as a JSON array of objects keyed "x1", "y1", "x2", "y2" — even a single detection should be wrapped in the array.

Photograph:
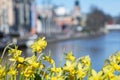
[
  {"x1": 20, "y1": 74, "x2": 24, "y2": 80},
  {"x1": 0, "y1": 58, "x2": 2, "y2": 64},
  {"x1": 34, "y1": 73, "x2": 41, "y2": 80}
]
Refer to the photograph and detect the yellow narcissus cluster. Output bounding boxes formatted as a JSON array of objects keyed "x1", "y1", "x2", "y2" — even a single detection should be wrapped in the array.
[
  {"x1": 31, "y1": 37, "x2": 47, "y2": 53},
  {"x1": 1, "y1": 37, "x2": 120, "y2": 80},
  {"x1": 88, "y1": 52, "x2": 120, "y2": 80},
  {"x1": 8, "y1": 47, "x2": 25, "y2": 63}
]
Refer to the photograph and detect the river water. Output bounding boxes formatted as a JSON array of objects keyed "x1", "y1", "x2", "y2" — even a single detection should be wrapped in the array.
[{"x1": 23, "y1": 31, "x2": 120, "y2": 71}]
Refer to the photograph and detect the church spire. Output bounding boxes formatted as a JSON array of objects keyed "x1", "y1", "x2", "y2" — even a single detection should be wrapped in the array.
[
  {"x1": 74, "y1": 0, "x2": 80, "y2": 11},
  {"x1": 75, "y1": 0, "x2": 80, "y2": 6}
]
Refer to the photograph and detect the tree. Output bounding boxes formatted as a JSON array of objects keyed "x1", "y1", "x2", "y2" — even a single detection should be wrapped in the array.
[
  {"x1": 115, "y1": 15, "x2": 120, "y2": 24},
  {"x1": 86, "y1": 6, "x2": 112, "y2": 31}
]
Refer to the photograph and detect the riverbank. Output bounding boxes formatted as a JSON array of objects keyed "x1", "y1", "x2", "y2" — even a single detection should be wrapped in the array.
[
  {"x1": 46, "y1": 30, "x2": 107, "y2": 43},
  {"x1": 0, "y1": 30, "x2": 107, "y2": 50}
]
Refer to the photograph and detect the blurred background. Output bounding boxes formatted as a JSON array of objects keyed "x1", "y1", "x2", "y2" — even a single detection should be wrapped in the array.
[{"x1": 0, "y1": 0, "x2": 120, "y2": 71}]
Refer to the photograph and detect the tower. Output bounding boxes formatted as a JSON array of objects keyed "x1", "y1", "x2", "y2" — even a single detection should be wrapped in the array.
[
  {"x1": 75, "y1": 0, "x2": 80, "y2": 8},
  {"x1": 74, "y1": 0, "x2": 81, "y2": 17},
  {"x1": 73, "y1": 0, "x2": 81, "y2": 26}
]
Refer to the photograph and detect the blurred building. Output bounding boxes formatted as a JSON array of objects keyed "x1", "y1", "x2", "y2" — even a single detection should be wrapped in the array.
[
  {"x1": 35, "y1": 2, "x2": 57, "y2": 34},
  {"x1": 54, "y1": 6, "x2": 73, "y2": 32},
  {"x1": 34, "y1": 0, "x2": 87, "y2": 35},
  {"x1": 0, "y1": 0, "x2": 14, "y2": 34},
  {"x1": 13, "y1": 0, "x2": 34, "y2": 32},
  {"x1": 54, "y1": 6, "x2": 72, "y2": 24},
  {"x1": 0, "y1": 0, "x2": 34, "y2": 34}
]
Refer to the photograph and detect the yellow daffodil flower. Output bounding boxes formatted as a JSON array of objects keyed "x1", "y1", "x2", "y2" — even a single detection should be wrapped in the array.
[
  {"x1": 51, "y1": 67, "x2": 62, "y2": 73},
  {"x1": 9, "y1": 56, "x2": 24, "y2": 64},
  {"x1": 23, "y1": 66, "x2": 34, "y2": 78},
  {"x1": 81, "y1": 55, "x2": 91, "y2": 67},
  {"x1": 25, "y1": 55, "x2": 37, "y2": 64},
  {"x1": 89, "y1": 69, "x2": 103, "y2": 80},
  {"x1": 31, "y1": 37, "x2": 47, "y2": 53},
  {"x1": 17, "y1": 64, "x2": 23, "y2": 69},
  {"x1": 0, "y1": 65, "x2": 5, "y2": 79},
  {"x1": 51, "y1": 76, "x2": 64, "y2": 80},
  {"x1": 77, "y1": 63, "x2": 86, "y2": 79},
  {"x1": 31, "y1": 62, "x2": 40, "y2": 68},
  {"x1": 111, "y1": 62, "x2": 120, "y2": 71},
  {"x1": 37, "y1": 37, "x2": 47, "y2": 49},
  {"x1": 39, "y1": 64, "x2": 45, "y2": 69},
  {"x1": 66, "y1": 51, "x2": 76, "y2": 61},
  {"x1": 43, "y1": 56, "x2": 55, "y2": 64},
  {"x1": 107, "y1": 72, "x2": 117, "y2": 80},
  {"x1": 8, "y1": 48, "x2": 22, "y2": 57},
  {"x1": 63, "y1": 60, "x2": 77, "y2": 76},
  {"x1": 25, "y1": 55, "x2": 41, "y2": 69},
  {"x1": 8, "y1": 68, "x2": 18, "y2": 76},
  {"x1": 102, "y1": 65, "x2": 115, "y2": 79},
  {"x1": 103, "y1": 65, "x2": 115, "y2": 74},
  {"x1": 17, "y1": 57, "x2": 24, "y2": 63}
]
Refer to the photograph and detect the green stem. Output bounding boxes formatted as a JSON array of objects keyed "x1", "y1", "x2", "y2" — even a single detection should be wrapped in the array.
[
  {"x1": 20, "y1": 74, "x2": 24, "y2": 80},
  {"x1": 53, "y1": 63, "x2": 56, "y2": 68},
  {"x1": 11, "y1": 76, "x2": 12, "y2": 80},
  {"x1": 37, "y1": 53, "x2": 43, "y2": 61},
  {"x1": 4, "y1": 75, "x2": 7, "y2": 80},
  {"x1": 88, "y1": 62, "x2": 92, "y2": 78},
  {"x1": 31, "y1": 77, "x2": 34, "y2": 80},
  {"x1": 25, "y1": 78, "x2": 28, "y2": 80},
  {"x1": 42, "y1": 65, "x2": 51, "y2": 80},
  {"x1": 35, "y1": 52, "x2": 37, "y2": 56},
  {"x1": 10, "y1": 76, "x2": 16, "y2": 80},
  {"x1": 14, "y1": 75, "x2": 16, "y2": 80},
  {"x1": 1, "y1": 43, "x2": 13, "y2": 62}
]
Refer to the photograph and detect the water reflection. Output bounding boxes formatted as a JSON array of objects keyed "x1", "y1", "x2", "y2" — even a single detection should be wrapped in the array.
[{"x1": 45, "y1": 36, "x2": 106, "y2": 71}]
